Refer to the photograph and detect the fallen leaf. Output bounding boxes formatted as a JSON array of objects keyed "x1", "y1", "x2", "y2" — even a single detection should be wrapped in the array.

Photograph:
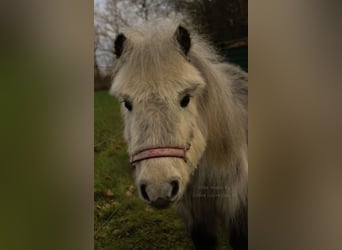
[
  {"x1": 125, "y1": 191, "x2": 132, "y2": 197},
  {"x1": 128, "y1": 185, "x2": 135, "y2": 193},
  {"x1": 105, "y1": 189, "x2": 114, "y2": 197}
]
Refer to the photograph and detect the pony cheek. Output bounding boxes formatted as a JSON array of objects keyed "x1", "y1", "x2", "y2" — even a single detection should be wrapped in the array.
[{"x1": 188, "y1": 131, "x2": 207, "y2": 165}]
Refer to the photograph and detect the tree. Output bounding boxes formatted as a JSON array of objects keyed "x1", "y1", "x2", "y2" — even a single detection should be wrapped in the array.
[
  {"x1": 94, "y1": 0, "x2": 179, "y2": 80},
  {"x1": 94, "y1": 0, "x2": 116, "y2": 78},
  {"x1": 169, "y1": 0, "x2": 247, "y2": 49},
  {"x1": 94, "y1": 0, "x2": 248, "y2": 82}
]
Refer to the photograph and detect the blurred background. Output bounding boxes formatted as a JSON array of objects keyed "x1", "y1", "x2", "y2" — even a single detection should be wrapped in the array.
[
  {"x1": 94, "y1": 0, "x2": 248, "y2": 90},
  {"x1": 1, "y1": 0, "x2": 342, "y2": 249}
]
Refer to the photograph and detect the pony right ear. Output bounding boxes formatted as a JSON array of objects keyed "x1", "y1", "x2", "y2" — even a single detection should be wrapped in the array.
[
  {"x1": 175, "y1": 25, "x2": 191, "y2": 56},
  {"x1": 114, "y1": 33, "x2": 126, "y2": 58}
]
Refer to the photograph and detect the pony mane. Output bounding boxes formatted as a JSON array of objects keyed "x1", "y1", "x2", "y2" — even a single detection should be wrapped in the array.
[{"x1": 186, "y1": 28, "x2": 248, "y2": 168}]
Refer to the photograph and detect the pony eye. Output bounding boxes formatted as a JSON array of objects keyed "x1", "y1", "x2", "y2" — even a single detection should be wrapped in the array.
[
  {"x1": 180, "y1": 94, "x2": 190, "y2": 108},
  {"x1": 124, "y1": 100, "x2": 132, "y2": 111}
]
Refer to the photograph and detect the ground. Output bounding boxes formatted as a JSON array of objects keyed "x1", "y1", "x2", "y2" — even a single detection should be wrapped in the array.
[{"x1": 94, "y1": 90, "x2": 231, "y2": 249}]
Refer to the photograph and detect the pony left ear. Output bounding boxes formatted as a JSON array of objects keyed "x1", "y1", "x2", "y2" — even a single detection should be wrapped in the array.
[
  {"x1": 175, "y1": 25, "x2": 191, "y2": 56},
  {"x1": 114, "y1": 33, "x2": 126, "y2": 58}
]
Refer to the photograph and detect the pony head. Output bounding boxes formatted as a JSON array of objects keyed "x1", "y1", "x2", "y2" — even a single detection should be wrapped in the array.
[{"x1": 110, "y1": 22, "x2": 209, "y2": 208}]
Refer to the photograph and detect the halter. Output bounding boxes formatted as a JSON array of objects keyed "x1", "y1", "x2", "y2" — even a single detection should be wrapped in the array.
[{"x1": 130, "y1": 144, "x2": 191, "y2": 165}]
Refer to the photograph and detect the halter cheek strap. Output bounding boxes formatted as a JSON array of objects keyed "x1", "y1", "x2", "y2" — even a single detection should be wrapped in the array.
[{"x1": 130, "y1": 145, "x2": 191, "y2": 165}]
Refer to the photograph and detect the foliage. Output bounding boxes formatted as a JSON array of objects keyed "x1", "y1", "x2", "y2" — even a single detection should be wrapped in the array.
[{"x1": 170, "y1": 0, "x2": 248, "y2": 48}]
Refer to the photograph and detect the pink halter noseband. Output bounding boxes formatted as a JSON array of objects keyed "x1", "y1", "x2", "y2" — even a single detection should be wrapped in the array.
[{"x1": 130, "y1": 144, "x2": 191, "y2": 165}]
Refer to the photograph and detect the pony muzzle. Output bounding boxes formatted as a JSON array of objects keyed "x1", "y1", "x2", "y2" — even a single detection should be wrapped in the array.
[
  {"x1": 139, "y1": 178, "x2": 180, "y2": 209},
  {"x1": 131, "y1": 145, "x2": 190, "y2": 208}
]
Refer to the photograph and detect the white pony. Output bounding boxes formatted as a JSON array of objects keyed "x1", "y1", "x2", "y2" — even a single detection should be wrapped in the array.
[{"x1": 110, "y1": 20, "x2": 248, "y2": 250}]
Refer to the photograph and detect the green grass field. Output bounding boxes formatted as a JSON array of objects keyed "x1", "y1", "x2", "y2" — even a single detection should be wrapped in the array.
[{"x1": 94, "y1": 91, "x2": 194, "y2": 249}]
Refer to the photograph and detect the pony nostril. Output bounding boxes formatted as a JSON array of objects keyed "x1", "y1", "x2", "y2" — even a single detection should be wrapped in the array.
[
  {"x1": 140, "y1": 184, "x2": 150, "y2": 202},
  {"x1": 170, "y1": 180, "x2": 179, "y2": 198}
]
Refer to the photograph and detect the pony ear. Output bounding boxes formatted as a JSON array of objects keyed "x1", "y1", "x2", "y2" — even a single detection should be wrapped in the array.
[
  {"x1": 114, "y1": 33, "x2": 126, "y2": 58},
  {"x1": 175, "y1": 25, "x2": 191, "y2": 55}
]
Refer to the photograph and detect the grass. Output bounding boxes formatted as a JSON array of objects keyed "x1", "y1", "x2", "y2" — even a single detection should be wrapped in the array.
[{"x1": 94, "y1": 90, "x2": 194, "y2": 249}]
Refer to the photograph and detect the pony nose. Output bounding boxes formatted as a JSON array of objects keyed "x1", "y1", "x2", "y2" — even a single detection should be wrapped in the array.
[{"x1": 139, "y1": 179, "x2": 180, "y2": 208}]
